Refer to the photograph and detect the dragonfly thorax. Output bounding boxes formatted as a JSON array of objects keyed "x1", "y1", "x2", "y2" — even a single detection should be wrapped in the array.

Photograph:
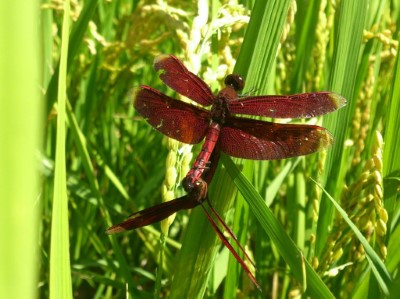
[{"x1": 211, "y1": 92, "x2": 233, "y2": 124}]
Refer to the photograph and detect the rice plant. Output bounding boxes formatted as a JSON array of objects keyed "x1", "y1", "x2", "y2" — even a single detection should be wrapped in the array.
[{"x1": 25, "y1": 0, "x2": 400, "y2": 298}]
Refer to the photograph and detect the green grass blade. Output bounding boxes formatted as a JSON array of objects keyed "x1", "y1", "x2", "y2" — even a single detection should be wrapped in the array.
[
  {"x1": 312, "y1": 178, "x2": 392, "y2": 295},
  {"x1": 45, "y1": 0, "x2": 98, "y2": 115},
  {"x1": 289, "y1": 0, "x2": 322, "y2": 92},
  {"x1": 223, "y1": 162, "x2": 252, "y2": 298},
  {"x1": 0, "y1": 1, "x2": 41, "y2": 298},
  {"x1": 386, "y1": 223, "x2": 400, "y2": 278},
  {"x1": 169, "y1": 165, "x2": 237, "y2": 299},
  {"x1": 65, "y1": 100, "x2": 139, "y2": 297},
  {"x1": 49, "y1": 1, "x2": 73, "y2": 298},
  {"x1": 317, "y1": 0, "x2": 368, "y2": 257},
  {"x1": 381, "y1": 32, "x2": 400, "y2": 299},
  {"x1": 222, "y1": 155, "x2": 334, "y2": 298},
  {"x1": 383, "y1": 38, "x2": 400, "y2": 215},
  {"x1": 235, "y1": 0, "x2": 291, "y2": 89}
]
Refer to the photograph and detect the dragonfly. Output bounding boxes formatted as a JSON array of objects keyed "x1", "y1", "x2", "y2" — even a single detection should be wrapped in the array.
[
  {"x1": 106, "y1": 54, "x2": 346, "y2": 289},
  {"x1": 132, "y1": 55, "x2": 345, "y2": 191}
]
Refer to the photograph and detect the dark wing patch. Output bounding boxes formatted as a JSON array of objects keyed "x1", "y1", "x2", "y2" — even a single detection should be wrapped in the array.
[
  {"x1": 227, "y1": 92, "x2": 346, "y2": 118},
  {"x1": 154, "y1": 55, "x2": 214, "y2": 106},
  {"x1": 220, "y1": 117, "x2": 333, "y2": 160},
  {"x1": 134, "y1": 86, "x2": 210, "y2": 144}
]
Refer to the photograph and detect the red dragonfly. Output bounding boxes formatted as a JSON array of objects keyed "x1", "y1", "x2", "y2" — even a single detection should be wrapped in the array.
[
  {"x1": 106, "y1": 54, "x2": 346, "y2": 288},
  {"x1": 132, "y1": 55, "x2": 345, "y2": 191}
]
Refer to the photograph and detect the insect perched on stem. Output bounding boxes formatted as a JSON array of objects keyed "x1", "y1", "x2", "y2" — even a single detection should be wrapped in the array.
[{"x1": 106, "y1": 55, "x2": 346, "y2": 290}]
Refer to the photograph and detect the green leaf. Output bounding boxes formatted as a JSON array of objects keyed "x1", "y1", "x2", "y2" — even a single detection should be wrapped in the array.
[
  {"x1": 49, "y1": 0, "x2": 73, "y2": 298},
  {"x1": 312, "y1": 178, "x2": 392, "y2": 296},
  {"x1": 0, "y1": 0, "x2": 42, "y2": 298},
  {"x1": 317, "y1": 0, "x2": 368, "y2": 257},
  {"x1": 223, "y1": 155, "x2": 334, "y2": 299}
]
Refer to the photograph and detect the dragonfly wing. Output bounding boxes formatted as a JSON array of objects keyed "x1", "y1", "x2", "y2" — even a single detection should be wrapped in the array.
[
  {"x1": 227, "y1": 92, "x2": 346, "y2": 118},
  {"x1": 134, "y1": 86, "x2": 210, "y2": 144},
  {"x1": 154, "y1": 55, "x2": 214, "y2": 106},
  {"x1": 220, "y1": 117, "x2": 333, "y2": 160}
]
